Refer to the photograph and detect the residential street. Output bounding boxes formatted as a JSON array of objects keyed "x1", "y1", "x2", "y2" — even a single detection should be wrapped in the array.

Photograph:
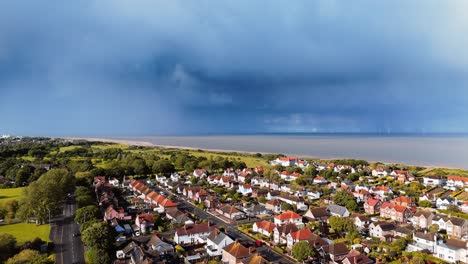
[
  {"x1": 160, "y1": 186, "x2": 295, "y2": 264},
  {"x1": 50, "y1": 198, "x2": 85, "y2": 264}
]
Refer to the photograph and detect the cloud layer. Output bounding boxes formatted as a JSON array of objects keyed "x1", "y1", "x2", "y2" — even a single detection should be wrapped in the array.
[{"x1": 1, "y1": 1, "x2": 468, "y2": 135}]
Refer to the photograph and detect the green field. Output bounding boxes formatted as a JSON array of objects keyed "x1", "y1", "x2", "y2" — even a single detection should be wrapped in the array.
[
  {"x1": 0, "y1": 187, "x2": 25, "y2": 204},
  {"x1": 421, "y1": 168, "x2": 468, "y2": 177},
  {"x1": 0, "y1": 223, "x2": 50, "y2": 243}
]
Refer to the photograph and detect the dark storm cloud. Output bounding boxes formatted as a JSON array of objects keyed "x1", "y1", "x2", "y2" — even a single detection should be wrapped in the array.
[{"x1": 1, "y1": 0, "x2": 468, "y2": 135}]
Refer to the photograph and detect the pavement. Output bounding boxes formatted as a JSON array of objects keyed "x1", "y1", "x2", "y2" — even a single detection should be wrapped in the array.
[
  {"x1": 50, "y1": 198, "x2": 85, "y2": 264},
  {"x1": 155, "y1": 186, "x2": 295, "y2": 264}
]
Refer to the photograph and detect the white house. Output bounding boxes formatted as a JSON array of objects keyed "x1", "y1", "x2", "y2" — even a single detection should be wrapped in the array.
[
  {"x1": 253, "y1": 220, "x2": 276, "y2": 237},
  {"x1": 446, "y1": 176, "x2": 468, "y2": 189},
  {"x1": 326, "y1": 204, "x2": 350, "y2": 218},
  {"x1": 369, "y1": 222, "x2": 395, "y2": 239},
  {"x1": 274, "y1": 210, "x2": 303, "y2": 227},
  {"x1": 422, "y1": 176, "x2": 445, "y2": 187},
  {"x1": 372, "y1": 167, "x2": 388, "y2": 177},
  {"x1": 307, "y1": 190, "x2": 321, "y2": 200},
  {"x1": 237, "y1": 184, "x2": 253, "y2": 195},
  {"x1": 205, "y1": 230, "x2": 234, "y2": 257},
  {"x1": 286, "y1": 229, "x2": 314, "y2": 249},
  {"x1": 155, "y1": 175, "x2": 168, "y2": 186},
  {"x1": 170, "y1": 173, "x2": 181, "y2": 182},
  {"x1": 278, "y1": 194, "x2": 307, "y2": 211},
  {"x1": 193, "y1": 169, "x2": 207, "y2": 178},
  {"x1": 223, "y1": 168, "x2": 236, "y2": 177},
  {"x1": 435, "y1": 239, "x2": 467, "y2": 263},
  {"x1": 174, "y1": 222, "x2": 215, "y2": 245},
  {"x1": 407, "y1": 232, "x2": 440, "y2": 253},
  {"x1": 109, "y1": 177, "x2": 120, "y2": 187},
  {"x1": 313, "y1": 176, "x2": 327, "y2": 185},
  {"x1": 436, "y1": 197, "x2": 457, "y2": 210},
  {"x1": 271, "y1": 157, "x2": 297, "y2": 167}
]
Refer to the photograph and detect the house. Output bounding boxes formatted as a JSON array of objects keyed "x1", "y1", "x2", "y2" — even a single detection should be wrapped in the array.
[
  {"x1": 193, "y1": 169, "x2": 207, "y2": 178},
  {"x1": 243, "y1": 253, "x2": 269, "y2": 264},
  {"x1": 165, "y1": 208, "x2": 193, "y2": 225},
  {"x1": 174, "y1": 222, "x2": 216, "y2": 245},
  {"x1": 266, "y1": 191, "x2": 280, "y2": 200},
  {"x1": 364, "y1": 198, "x2": 382, "y2": 214},
  {"x1": 238, "y1": 184, "x2": 253, "y2": 195},
  {"x1": 304, "y1": 207, "x2": 329, "y2": 222},
  {"x1": 422, "y1": 176, "x2": 445, "y2": 187},
  {"x1": 245, "y1": 204, "x2": 268, "y2": 217},
  {"x1": 461, "y1": 201, "x2": 468, "y2": 213},
  {"x1": 271, "y1": 157, "x2": 297, "y2": 167},
  {"x1": 446, "y1": 176, "x2": 468, "y2": 189},
  {"x1": 391, "y1": 196, "x2": 415, "y2": 207},
  {"x1": 205, "y1": 230, "x2": 234, "y2": 256},
  {"x1": 103, "y1": 205, "x2": 125, "y2": 221},
  {"x1": 286, "y1": 229, "x2": 315, "y2": 248},
  {"x1": 321, "y1": 242, "x2": 350, "y2": 264},
  {"x1": 446, "y1": 217, "x2": 468, "y2": 239},
  {"x1": 223, "y1": 168, "x2": 236, "y2": 177},
  {"x1": 419, "y1": 193, "x2": 437, "y2": 204},
  {"x1": 265, "y1": 199, "x2": 282, "y2": 213},
  {"x1": 436, "y1": 239, "x2": 467, "y2": 263},
  {"x1": 253, "y1": 220, "x2": 276, "y2": 237},
  {"x1": 274, "y1": 210, "x2": 303, "y2": 227},
  {"x1": 410, "y1": 210, "x2": 435, "y2": 229},
  {"x1": 433, "y1": 214, "x2": 449, "y2": 231},
  {"x1": 370, "y1": 186, "x2": 392, "y2": 198},
  {"x1": 109, "y1": 177, "x2": 120, "y2": 187},
  {"x1": 251, "y1": 188, "x2": 269, "y2": 199},
  {"x1": 216, "y1": 205, "x2": 246, "y2": 220},
  {"x1": 342, "y1": 249, "x2": 373, "y2": 264},
  {"x1": 170, "y1": 172, "x2": 181, "y2": 182},
  {"x1": 204, "y1": 195, "x2": 219, "y2": 209},
  {"x1": 436, "y1": 197, "x2": 457, "y2": 210},
  {"x1": 307, "y1": 190, "x2": 321, "y2": 200},
  {"x1": 353, "y1": 214, "x2": 371, "y2": 230},
  {"x1": 326, "y1": 204, "x2": 350, "y2": 218},
  {"x1": 221, "y1": 241, "x2": 252, "y2": 264},
  {"x1": 237, "y1": 173, "x2": 252, "y2": 183},
  {"x1": 274, "y1": 222, "x2": 299, "y2": 244},
  {"x1": 407, "y1": 231, "x2": 440, "y2": 253},
  {"x1": 146, "y1": 234, "x2": 174, "y2": 257},
  {"x1": 135, "y1": 213, "x2": 155, "y2": 234},
  {"x1": 393, "y1": 225, "x2": 414, "y2": 238},
  {"x1": 369, "y1": 222, "x2": 396, "y2": 239},
  {"x1": 371, "y1": 167, "x2": 388, "y2": 177},
  {"x1": 277, "y1": 194, "x2": 307, "y2": 211},
  {"x1": 313, "y1": 176, "x2": 327, "y2": 185},
  {"x1": 298, "y1": 160, "x2": 309, "y2": 168},
  {"x1": 380, "y1": 202, "x2": 414, "y2": 223}
]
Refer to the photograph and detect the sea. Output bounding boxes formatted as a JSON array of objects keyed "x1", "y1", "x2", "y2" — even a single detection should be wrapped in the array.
[{"x1": 111, "y1": 133, "x2": 468, "y2": 169}]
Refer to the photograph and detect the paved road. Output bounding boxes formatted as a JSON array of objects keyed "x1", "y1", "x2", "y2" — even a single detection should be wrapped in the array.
[
  {"x1": 156, "y1": 186, "x2": 295, "y2": 264},
  {"x1": 50, "y1": 199, "x2": 85, "y2": 264}
]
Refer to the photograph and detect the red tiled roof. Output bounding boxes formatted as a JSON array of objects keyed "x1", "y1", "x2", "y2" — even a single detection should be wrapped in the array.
[
  {"x1": 448, "y1": 176, "x2": 468, "y2": 182},
  {"x1": 275, "y1": 210, "x2": 301, "y2": 221},
  {"x1": 290, "y1": 229, "x2": 313, "y2": 241},
  {"x1": 254, "y1": 220, "x2": 276, "y2": 232},
  {"x1": 366, "y1": 198, "x2": 381, "y2": 206}
]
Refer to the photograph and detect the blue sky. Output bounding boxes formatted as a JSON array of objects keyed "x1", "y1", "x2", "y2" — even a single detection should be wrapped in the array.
[{"x1": 1, "y1": 1, "x2": 468, "y2": 136}]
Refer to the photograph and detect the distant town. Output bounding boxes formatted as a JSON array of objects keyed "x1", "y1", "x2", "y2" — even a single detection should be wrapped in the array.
[{"x1": 0, "y1": 137, "x2": 467, "y2": 264}]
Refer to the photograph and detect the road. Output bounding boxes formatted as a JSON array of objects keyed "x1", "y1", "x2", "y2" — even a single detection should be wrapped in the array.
[
  {"x1": 156, "y1": 186, "x2": 295, "y2": 264},
  {"x1": 50, "y1": 198, "x2": 85, "y2": 264}
]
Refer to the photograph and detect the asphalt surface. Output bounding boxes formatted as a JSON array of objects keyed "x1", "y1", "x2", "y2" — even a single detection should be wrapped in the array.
[
  {"x1": 50, "y1": 199, "x2": 85, "y2": 264},
  {"x1": 155, "y1": 186, "x2": 295, "y2": 264}
]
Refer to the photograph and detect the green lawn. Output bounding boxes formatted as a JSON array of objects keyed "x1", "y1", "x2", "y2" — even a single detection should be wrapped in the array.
[
  {"x1": 0, "y1": 223, "x2": 51, "y2": 243},
  {"x1": 186, "y1": 150, "x2": 267, "y2": 168},
  {"x1": 0, "y1": 187, "x2": 25, "y2": 204}
]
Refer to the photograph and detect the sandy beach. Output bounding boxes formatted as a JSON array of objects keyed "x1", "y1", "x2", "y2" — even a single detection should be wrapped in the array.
[{"x1": 64, "y1": 137, "x2": 461, "y2": 169}]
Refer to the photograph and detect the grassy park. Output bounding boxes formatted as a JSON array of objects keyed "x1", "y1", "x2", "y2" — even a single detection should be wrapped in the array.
[
  {"x1": 0, "y1": 187, "x2": 25, "y2": 205},
  {"x1": 0, "y1": 223, "x2": 50, "y2": 243}
]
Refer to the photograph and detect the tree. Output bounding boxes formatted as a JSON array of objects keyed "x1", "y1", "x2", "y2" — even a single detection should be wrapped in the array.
[
  {"x1": 85, "y1": 248, "x2": 112, "y2": 264},
  {"x1": 417, "y1": 200, "x2": 433, "y2": 208},
  {"x1": 20, "y1": 169, "x2": 74, "y2": 224},
  {"x1": 152, "y1": 160, "x2": 175, "y2": 175},
  {"x1": 0, "y1": 233, "x2": 17, "y2": 261},
  {"x1": 304, "y1": 166, "x2": 318, "y2": 177},
  {"x1": 6, "y1": 249, "x2": 52, "y2": 264},
  {"x1": 333, "y1": 190, "x2": 358, "y2": 212},
  {"x1": 292, "y1": 241, "x2": 314, "y2": 262},
  {"x1": 281, "y1": 202, "x2": 293, "y2": 211},
  {"x1": 428, "y1": 224, "x2": 439, "y2": 233},
  {"x1": 4, "y1": 200, "x2": 19, "y2": 221},
  {"x1": 76, "y1": 195, "x2": 95, "y2": 208},
  {"x1": 328, "y1": 216, "x2": 358, "y2": 237},
  {"x1": 75, "y1": 205, "x2": 100, "y2": 224},
  {"x1": 346, "y1": 173, "x2": 360, "y2": 182},
  {"x1": 82, "y1": 222, "x2": 115, "y2": 251},
  {"x1": 447, "y1": 204, "x2": 461, "y2": 212},
  {"x1": 258, "y1": 196, "x2": 267, "y2": 204}
]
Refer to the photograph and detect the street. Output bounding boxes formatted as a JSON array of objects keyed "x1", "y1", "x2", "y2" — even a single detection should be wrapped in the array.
[{"x1": 50, "y1": 199, "x2": 85, "y2": 264}]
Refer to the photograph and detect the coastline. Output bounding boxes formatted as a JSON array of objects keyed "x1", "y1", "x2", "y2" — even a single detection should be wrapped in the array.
[{"x1": 64, "y1": 137, "x2": 462, "y2": 170}]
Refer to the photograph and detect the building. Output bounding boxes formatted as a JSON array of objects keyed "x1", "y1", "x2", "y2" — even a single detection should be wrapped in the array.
[
  {"x1": 271, "y1": 157, "x2": 297, "y2": 167},
  {"x1": 321, "y1": 242, "x2": 350, "y2": 264},
  {"x1": 277, "y1": 194, "x2": 307, "y2": 211},
  {"x1": 286, "y1": 229, "x2": 315, "y2": 248},
  {"x1": 174, "y1": 222, "x2": 216, "y2": 245},
  {"x1": 205, "y1": 230, "x2": 234, "y2": 256},
  {"x1": 304, "y1": 207, "x2": 329, "y2": 222},
  {"x1": 253, "y1": 220, "x2": 276, "y2": 237},
  {"x1": 436, "y1": 239, "x2": 467, "y2": 263},
  {"x1": 369, "y1": 222, "x2": 395, "y2": 239},
  {"x1": 216, "y1": 205, "x2": 246, "y2": 220},
  {"x1": 221, "y1": 241, "x2": 252, "y2": 264},
  {"x1": 327, "y1": 204, "x2": 350, "y2": 218},
  {"x1": 342, "y1": 249, "x2": 373, "y2": 264},
  {"x1": 446, "y1": 217, "x2": 468, "y2": 239},
  {"x1": 274, "y1": 222, "x2": 299, "y2": 244},
  {"x1": 410, "y1": 210, "x2": 435, "y2": 229},
  {"x1": 364, "y1": 198, "x2": 382, "y2": 214},
  {"x1": 274, "y1": 210, "x2": 303, "y2": 227},
  {"x1": 422, "y1": 176, "x2": 445, "y2": 187}
]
